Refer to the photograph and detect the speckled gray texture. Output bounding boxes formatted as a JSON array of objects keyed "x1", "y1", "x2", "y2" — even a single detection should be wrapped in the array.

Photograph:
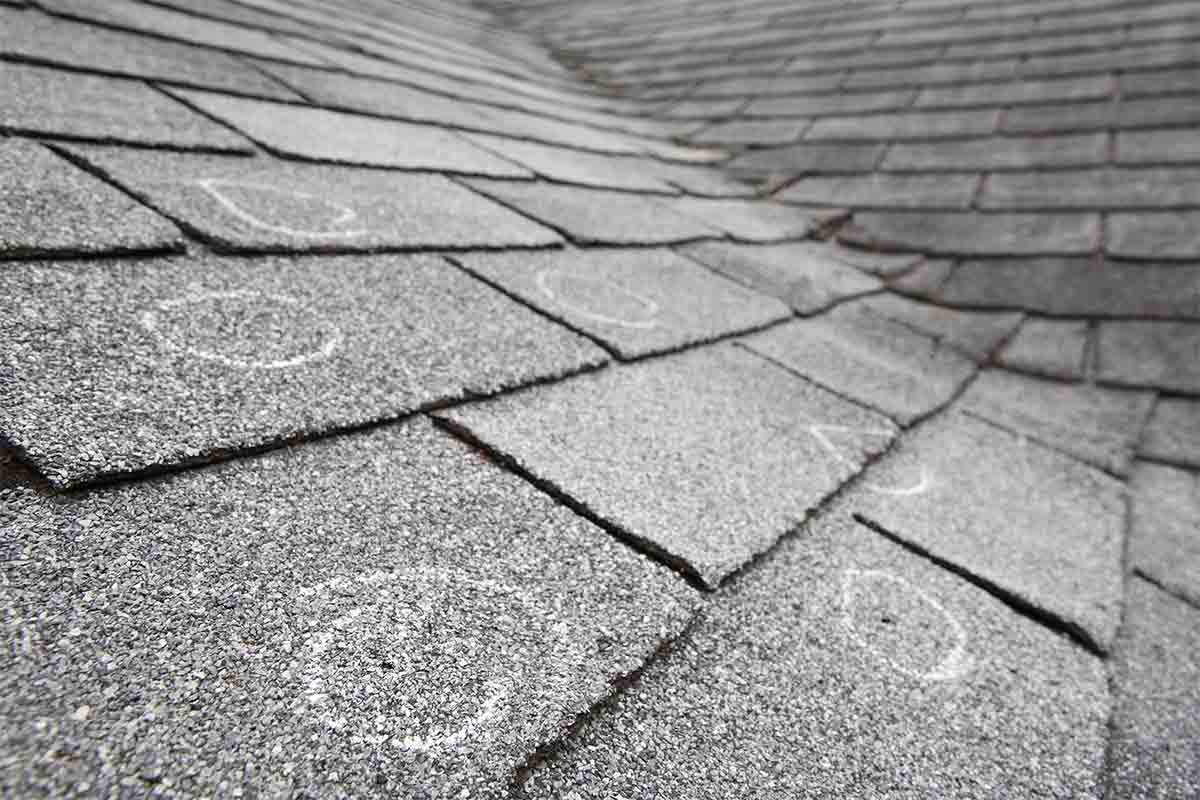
[
  {"x1": 0, "y1": 139, "x2": 183, "y2": 257},
  {"x1": 1139, "y1": 398, "x2": 1200, "y2": 468},
  {"x1": 462, "y1": 180, "x2": 721, "y2": 244},
  {"x1": 663, "y1": 197, "x2": 825, "y2": 242},
  {"x1": 0, "y1": 6, "x2": 301, "y2": 100},
  {"x1": 0, "y1": 63, "x2": 251, "y2": 151},
  {"x1": 0, "y1": 253, "x2": 606, "y2": 487},
  {"x1": 997, "y1": 318, "x2": 1089, "y2": 380},
  {"x1": 680, "y1": 241, "x2": 883, "y2": 314},
  {"x1": 1130, "y1": 462, "x2": 1200, "y2": 607},
  {"x1": 166, "y1": 89, "x2": 530, "y2": 177},
  {"x1": 522, "y1": 509, "x2": 1109, "y2": 799},
  {"x1": 454, "y1": 248, "x2": 789, "y2": 359},
  {"x1": 461, "y1": 133, "x2": 676, "y2": 193},
  {"x1": 1108, "y1": 577, "x2": 1200, "y2": 800},
  {"x1": 442, "y1": 344, "x2": 896, "y2": 588},
  {"x1": 854, "y1": 293, "x2": 1023, "y2": 362},
  {"x1": 0, "y1": 419, "x2": 698, "y2": 798},
  {"x1": 742, "y1": 303, "x2": 977, "y2": 425},
  {"x1": 851, "y1": 411, "x2": 1126, "y2": 653},
  {"x1": 63, "y1": 146, "x2": 561, "y2": 252},
  {"x1": 828, "y1": 243, "x2": 924, "y2": 276},
  {"x1": 961, "y1": 369, "x2": 1154, "y2": 476}
]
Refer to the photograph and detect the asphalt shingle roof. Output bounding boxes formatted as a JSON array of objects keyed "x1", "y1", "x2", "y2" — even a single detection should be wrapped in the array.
[{"x1": 2, "y1": 0, "x2": 1199, "y2": 795}]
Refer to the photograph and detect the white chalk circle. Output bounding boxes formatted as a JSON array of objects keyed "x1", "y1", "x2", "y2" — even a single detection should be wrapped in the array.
[
  {"x1": 140, "y1": 289, "x2": 343, "y2": 370},
  {"x1": 298, "y1": 568, "x2": 573, "y2": 754},
  {"x1": 194, "y1": 178, "x2": 369, "y2": 238},
  {"x1": 535, "y1": 269, "x2": 661, "y2": 329},
  {"x1": 841, "y1": 569, "x2": 973, "y2": 682},
  {"x1": 808, "y1": 424, "x2": 933, "y2": 496}
]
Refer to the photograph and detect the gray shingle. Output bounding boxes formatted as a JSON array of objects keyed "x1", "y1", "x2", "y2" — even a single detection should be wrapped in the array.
[
  {"x1": 852, "y1": 411, "x2": 1126, "y2": 653},
  {"x1": 441, "y1": 344, "x2": 896, "y2": 588},
  {"x1": 165, "y1": 89, "x2": 529, "y2": 176},
  {"x1": 681, "y1": 240, "x2": 883, "y2": 313},
  {"x1": 0, "y1": 253, "x2": 606, "y2": 487},
  {"x1": 981, "y1": 168, "x2": 1200, "y2": 210},
  {"x1": 851, "y1": 293, "x2": 1023, "y2": 362},
  {"x1": 1117, "y1": 129, "x2": 1200, "y2": 165},
  {"x1": 840, "y1": 211, "x2": 1100, "y2": 256},
  {"x1": 961, "y1": 368, "x2": 1154, "y2": 476},
  {"x1": 1108, "y1": 212, "x2": 1200, "y2": 260},
  {"x1": 997, "y1": 319, "x2": 1089, "y2": 380},
  {"x1": 0, "y1": 418, "x2": 697, "y2": 798},
  {"x1": 1140, "y1": 398, "x2": 1200, "y2": 468},
  {"x1": 461, "y1": 133, "x2": 676, "y2": 193},
  {"x1": 0, "y1": 63, "x2": 251, "y2": 151},
  {"x1": 0, "y1": 139, "x2": 183, "y2": 257},
  {"x1": 806, "y1": 109, "x2": 1000, "y2": 141},
  {"x1": 1109, "y1": 578, "x2": 1200, "y2": 800},
  {"x1": 1097, "y1": 320, "x2": 1200, "y2": 393},
  {"x1": 883, "y1": 134, "x2": 1108, "y2": 172},
  {"x1": 1131, "y1": 463, "x2": 1200, "y2": 607},
  {"x1": 0, "y1": 6, "x2": 301, "y2": 100},
  {"x1": 453, "y1": 248, "x2": 789, "y2": 359},
  {"x1": 62, "y1": 145, "x2": 561, "y2": 252},
  {"x1": 779, "y1": 173, "x2": 977, "y2": 209},
  {"x1": 662, "y1": 197, "x2": 824, "y2": 241},
  {"x1": 522, "y1": 509, "x2": 1108, "y2": 800},
  {"x1": 742, "y1": 303, "x2": 977, "y2": 425},
  {"x1": 462, "y1": 180, "x2": 720, "y2": 244}
]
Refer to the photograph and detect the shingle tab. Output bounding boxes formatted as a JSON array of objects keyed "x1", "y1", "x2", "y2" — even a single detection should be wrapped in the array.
[
  {"x1": 680, "y1": 241, "x2": 883, "y2": 313},
  {"x1": 63, "y1": 146, "x2": 561, "y2": 252},
  {"x1": 997, "y1": 319, "x2": 1089, "y2": 380},
  {"x1": 0, "y1": 6, "x2": 301, "y2": 100},
  {"x1": 1140, "y1": 398, "x2": 1200, "y2": 468},
  {"x1": 1131, "y1": 463, "x2": 1200, "y2": 607},
  {"x1": 1097, "y1": 320, "x2": 1200, "y2": 393},
  {"x1": 0, "y1": 63, "x2": 251, "y2": 151},
  {"x1": 852, "y1": 411, "x2": 1126, "y2": 653},
  {"x1": 461, "y1": 133, "x2": 677, "y2": 193},
  {"x1": 166, "y1": 89, "x2": 530, "y2": 176},
  {"x1": 0, "y1": 254, "x2": 606, "y2": 487},
  {"x1": 0, "y1": 419, "x2": 697, "y2": 798},
  {"x1": 961, "y1": 368, "x2": 1153, "y2": 475},
  {"x1": 840, "y1": 211, "x2": 1100, "y2": 256},
  {"x1": 0, "y1": 139, "x2": 183, "y2": 257},
  {"x1": 883, "y1": 134, "x2": 1108, "y2": 172},
  {"x1": 441, "y1": 344, "x2": 897, "y2": 588},
  {"x1": 462, "y1": 180, "x2": 721, "y2": 244},
  {"x1": 522, "y1": 510, "x2": 1108, "y2": 800},
  {"x1": 454, "y1": 248, "x2": 788, "y2": 359},
  {"x1": 1108, "y1": 212, "x2": 1200, "y2": 260},
  {"x1": 742, "y1": 304, "x2": 977, "y2": 425}
]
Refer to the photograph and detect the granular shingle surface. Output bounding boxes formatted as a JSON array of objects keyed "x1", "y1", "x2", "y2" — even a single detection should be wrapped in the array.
[
  {"x1": 0, "y1": 253, "x2": 606, "y2": 487},
  {"x1": 0, "y1": 419, "x2": 698, "y2": 798},
  {"x1": 454, "y1": 248, "x2": 790, "y2": 359},
  {"x1": 522, "y1": 507, "x2": 1109, "y2": 800},
  {"x1": 0, "y1": 139, "x2": 183, "y2": 257},
  {"x1": 63, "y1": 145, "x2": 561, "y2": 252},
  {"x1": 441, "y1": 345, "x2": 896, "y2": 588},
  {"x1": 5, "y1": 0, "x2": 1200, "y2": 794}
]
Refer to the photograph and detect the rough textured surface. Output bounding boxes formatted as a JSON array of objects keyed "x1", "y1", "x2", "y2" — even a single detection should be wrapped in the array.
[
  {"x1": 0, "y1": 254, "x2": 606, "y2": 487},
  {"x1": 742, "y1": 304, "x2": 977, "y2": 425},
  {"x1": 0, "y1": 139, "x2": 182, "y2": 257},
  {"x1": 166, "y1": 89, "x2": 529, "y2": 176},
  {"x1": 680, "y1": 241, "x2": 883, "y2": 314},
  {"x1": 454, "y1": 248, "x2": 789, "y2": 359},
  {"x1": 961, "y1": 369, "x2": 1154, "y2": 476},
  {"x1": 1140, "y1": 398, "x2": 1200, "y2": 468},
  {"x1": 851, "y1": 411, "x2": 1126, "y2": 653},
  {"x1": 852, "y1": 294, "x2": 1023, "y2": 362},
  {"x1": 1097, "y1": 321, "x2": 1200, "y2": 394},
  {"x1": 64, "y1": 146, "x2": 561, "y2": 252},
  {"x1": 0, "y1": 62, "x2": 251, "y2": 151},
  {"x1": 1108, "y1": 578, "x2": 1200, "y2": 800},
  {"x1": 1130, "y1": 462, "x2": 1200, "y2": 607},
  {"x1": 463, "y1": 180, "x2": 721, "y2": 244},
  {"x1": 442, "y1": 345, "x2": 897, "y2": 588},
  {"x1": 997, "y1": 318, "x2": 1089, "y2": 380},
  {"x1": 0, "y1": 5, "x2": 301, "y2": 100},
  {"x1": 0, "y1": 420, "x2": 698, "y2": 798},
  {"x1": 523, "y1": 509, "x2": 1109, "y2": 800}
]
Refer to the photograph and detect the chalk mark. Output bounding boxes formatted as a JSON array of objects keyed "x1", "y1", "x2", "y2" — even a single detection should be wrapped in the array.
[
  {"x1": 841, "y1": 569, "x2": 973, "y2": 682},
  {"x1": 808, "y1": 424, "x2": 932, "y2": 496},
  {"x1": 194, "y1": 178, "x2": 369, "y2": 238},
  {"x1": 140, "y1": 289, "x2": 343, "y2": 370},
  {"x1": 535, "y1": 269, "x2": 661, "y2": 330}
]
